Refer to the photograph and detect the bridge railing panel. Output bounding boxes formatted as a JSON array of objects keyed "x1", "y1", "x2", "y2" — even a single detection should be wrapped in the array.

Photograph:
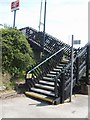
[
  {"x1": 60, "y1": 44, "x2": 90, "y2": 103},
  {"x1": 20, "y1": 27, "x2": 72, "y2": 57}
]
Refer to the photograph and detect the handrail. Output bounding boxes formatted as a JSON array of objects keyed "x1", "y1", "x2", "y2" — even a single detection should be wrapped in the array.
[
  {"x1": 60, "y1": 44, "x2": 89, "y2": 103},
  {"x1": 62, "y1": 44, "x2": 87, "y2": 72},
  {"x1": 28, "y1": 47, "x2": 65, "y2": 74},
  {"x1": 77, "y1": 47, "x2": 86, "y2": 58}
]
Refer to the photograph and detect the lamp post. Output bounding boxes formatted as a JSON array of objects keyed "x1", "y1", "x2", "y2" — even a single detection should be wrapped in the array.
[
  {"x1": 39, "y1": 0, "x2": 43, "y2": 31},
  {"x1": 43, "y1": 0, "x2": 47, "y2": 53},
  {"x1": 39, "y1": 0, "x2": 47, "y2": 58},
  {"x1": 70, "y1": 35, "x2": 74, "y2": 102}
]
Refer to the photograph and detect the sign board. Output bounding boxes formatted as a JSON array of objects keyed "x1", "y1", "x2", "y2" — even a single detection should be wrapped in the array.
[
  {"x1": 11, "y1": 0, "x2": 19, "y2": 12},
  {"x1": 73, "y1": 40, "x2": 81, "y2": 44}
]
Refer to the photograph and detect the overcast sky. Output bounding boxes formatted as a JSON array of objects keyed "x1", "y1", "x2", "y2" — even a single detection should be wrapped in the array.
[{"x1": 0, "y1": 0, "x2": 89, "y2": 47}]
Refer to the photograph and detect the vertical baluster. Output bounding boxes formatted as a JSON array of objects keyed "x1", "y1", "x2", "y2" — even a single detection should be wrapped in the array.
[
  {"x1": 54, "y1": 76, "x2": 58, "y2": 98},
  {"x1": 76, "y1": 57, "x2": 79, "y2": 83},
  {"x1": 60, "y1": 72, "x2": 65, "y2": 103}
]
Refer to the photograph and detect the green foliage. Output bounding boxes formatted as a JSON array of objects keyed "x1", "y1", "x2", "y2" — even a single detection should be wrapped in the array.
[
  {"x1": 5, "y1": 81, "x2": 17, "y2": 90},
  {"x1": 2, "y1": 27, "x2": 35, "y2": 77}
]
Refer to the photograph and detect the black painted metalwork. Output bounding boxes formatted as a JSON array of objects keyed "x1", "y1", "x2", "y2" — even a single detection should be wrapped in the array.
[
  {"x1": 20, "y1": 27, "x2": 72, "y2": 58},
  {"x1": 26, "y1": 47, "x2": 64, "y2": 93},
  {"x1": 20, "y1": 27, "x2": 90, "y2": 104},
  {"x1": 60, "y1": 43, "x2": 90, "y2": 103}
]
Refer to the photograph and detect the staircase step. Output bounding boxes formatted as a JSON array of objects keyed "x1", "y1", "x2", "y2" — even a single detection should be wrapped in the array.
[
  {"x1": 53, "y1": 68, "x2": 61, "y2": 72},
  {"x1": 56, "y1": 66, "x2": 63, "y2": 69},
  {"x1": 25, "y1": 91, "x2": 55, "y2": 104},
  {"x1": 35, "y1": 84, "x2": 54, "y2": 91},
  {"x1": 39, "y1": 80, "x2": 54, "y2": 87},
  {"x1": 61, "y1": 60, "x2": 69, "y2": 64},
  {"x1": 43, "y1": 77, "x2": 55, "y2": 82},
  {"x1": 31, "y1": 87, "x2": 55, "y2": 97},
  {"x1": 59, "y1": 63, "x2": 65, "y2": 66},
  {"x1": 50, "y1": 71, "x2": 59, "y2": 74},
  {"x1": 49, "y1": 71, "x2": 57, "y2": 74},
  {"x1": 47, "y1": 74, "x2": 56, "y2": 77}
]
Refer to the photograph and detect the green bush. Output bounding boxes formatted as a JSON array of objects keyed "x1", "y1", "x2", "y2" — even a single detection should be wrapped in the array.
[
  {"x1": 5, "y1": 81, "x2": 17, "y2": 90},
  {"x1": 2, "y1": 27, "x2": 35, "y2": 77}
]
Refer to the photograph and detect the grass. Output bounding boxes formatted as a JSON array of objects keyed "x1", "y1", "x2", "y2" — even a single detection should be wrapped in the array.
[
  {"x1": 4, "y1": 81, "x2": 17, "y2": 90},
  {"x1": 2, "y1": 72, "x2": 25, "y2": 92}
]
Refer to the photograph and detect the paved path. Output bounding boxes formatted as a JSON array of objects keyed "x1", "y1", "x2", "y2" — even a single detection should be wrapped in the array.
[{"x1": 0, "y1": 94, "x2": 88, "y2": 119}]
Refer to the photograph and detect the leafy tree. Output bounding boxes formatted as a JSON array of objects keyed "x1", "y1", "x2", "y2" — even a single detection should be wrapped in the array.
[{"x1": 2, "y1": 27, "x2": 35, "y2": 77}]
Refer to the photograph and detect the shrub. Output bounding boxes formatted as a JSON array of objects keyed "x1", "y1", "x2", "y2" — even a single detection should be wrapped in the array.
[{"x1": 2, "y1": 27, "x2": 35, "y2": 77}]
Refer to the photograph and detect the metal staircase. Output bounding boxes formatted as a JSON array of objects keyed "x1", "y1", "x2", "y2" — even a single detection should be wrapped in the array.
[
  {"x1": 20, "y1": 27, "x2": 71, "y2": 58},
  {"x1": 20, "y1": 27, "x2": 90, "y2": 104},
  {"x1": 25, "y1": 47, "x2": 67, "y2": 104}
]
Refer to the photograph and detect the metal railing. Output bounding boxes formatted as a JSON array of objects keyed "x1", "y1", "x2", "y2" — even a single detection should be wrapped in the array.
[
  {"x1": 20, "y1": 27, "x2": 90, "y2": 103},
  {"x1": 60, "y1": 43, "x2": 90, "y2": 103},
  {"x1": 25, "y1": 47, "x2": 65, "y2": 91},
  {"x1": 20, "y1": 27, "x2": 72, "y2": 58}
]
